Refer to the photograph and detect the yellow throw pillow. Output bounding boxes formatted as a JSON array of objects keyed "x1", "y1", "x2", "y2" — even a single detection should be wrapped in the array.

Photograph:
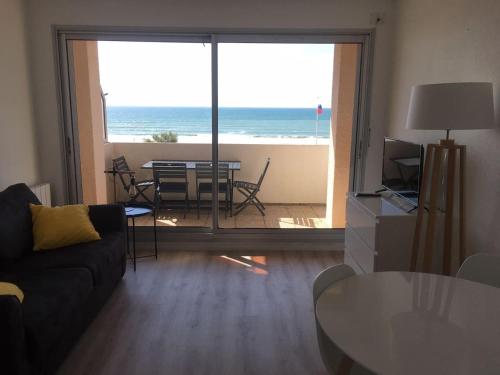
[
  {"x1": 30, "y1": 204, "x2": 101, "y2": 251},
  {"x1": 0, "y1": 282, "x2": 24, "y2": 303}
]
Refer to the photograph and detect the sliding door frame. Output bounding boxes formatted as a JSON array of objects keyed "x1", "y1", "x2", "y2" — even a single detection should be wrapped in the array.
[{"x1": 54, "y1": 26, "x2": 374, "y2": 241}]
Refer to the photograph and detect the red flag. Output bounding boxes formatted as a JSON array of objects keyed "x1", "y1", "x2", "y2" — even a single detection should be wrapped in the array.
[{"x1": 316, "y1": 104, "x2": 323, "y2": 115}]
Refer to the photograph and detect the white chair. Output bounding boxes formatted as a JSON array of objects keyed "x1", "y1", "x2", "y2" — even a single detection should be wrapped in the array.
[
  {"x1": 313, "y1": 265, "x2": 374, "y2": 375},
  {"x1": 457, "y1": 254, "x2": 500, "y2": 288}
]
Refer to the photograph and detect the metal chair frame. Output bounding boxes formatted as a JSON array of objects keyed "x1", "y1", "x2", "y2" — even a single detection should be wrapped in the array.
[
  {"x1": 153, "y1": 162, "x2": 190, "y2": 218},
  {"x1": 112, "y1": 156, "x2": 154, "y2": 204},
  {"x1": 233, "y1": 158, "x2": 270, "y2": 216},
  {"x1": 195, "y1": 163, "x2": 231, "y2": 219}
]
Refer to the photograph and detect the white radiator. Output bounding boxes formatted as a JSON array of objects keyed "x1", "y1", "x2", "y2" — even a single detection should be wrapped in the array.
[{"x1": 30, "y1": 183, "x2": 52, "y2": 206}]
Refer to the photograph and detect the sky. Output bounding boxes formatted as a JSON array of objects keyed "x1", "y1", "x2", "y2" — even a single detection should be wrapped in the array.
[{"x1": 98, "y1": 41, "x2": 334, "y2": 108}]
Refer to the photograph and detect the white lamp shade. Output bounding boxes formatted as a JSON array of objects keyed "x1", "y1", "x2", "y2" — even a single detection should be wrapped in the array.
[{"x1": 406, "y1": 82, "x2": 495, "y2": 130}]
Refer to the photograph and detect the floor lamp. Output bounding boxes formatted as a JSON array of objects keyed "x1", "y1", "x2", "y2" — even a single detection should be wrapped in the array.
[{"x1": 407, "y1": 82, "x2": 495, "y2": 275}]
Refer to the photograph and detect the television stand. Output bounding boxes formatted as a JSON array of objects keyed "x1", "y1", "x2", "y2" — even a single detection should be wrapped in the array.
[{"x1": 345, "y1": 192, "x2": 417, "y2": 274}]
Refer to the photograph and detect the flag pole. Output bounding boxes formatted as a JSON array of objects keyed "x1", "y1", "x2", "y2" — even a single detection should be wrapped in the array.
[{"x1": 315, "y1": 110, "x2": 318, "y2": 145}]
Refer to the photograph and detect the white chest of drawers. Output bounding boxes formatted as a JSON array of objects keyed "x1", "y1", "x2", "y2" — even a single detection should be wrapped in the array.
[{"x1": 344, "y1": 193, "x2": 417, "y2": 274}]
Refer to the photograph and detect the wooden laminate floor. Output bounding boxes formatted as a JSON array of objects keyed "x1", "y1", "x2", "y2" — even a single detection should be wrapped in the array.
[{"x1": 57, "y1": 251, "x2": 342, "y2": 375}]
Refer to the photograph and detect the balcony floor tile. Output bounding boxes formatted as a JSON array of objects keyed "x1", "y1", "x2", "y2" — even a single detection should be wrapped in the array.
[{"x1": 135, "y1": 204, "x2": 328, "y2": 229}]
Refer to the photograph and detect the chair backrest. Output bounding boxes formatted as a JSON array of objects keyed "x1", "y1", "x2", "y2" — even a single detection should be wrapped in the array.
[
  {"x1": 256, "y1": 158, "x2": 271, "y2": 187},
  {"x1": 313, "y1": 264, "x2": 356, "y2": 304},
  {"x1": 113, "y1": 156, "x2": 130, "y2": 172},
  {"x1": 195, "y1": 163, "x2": 230, "y2": 182},
  {"x1": 152, "y1": 162, "x2": 187, "y2": 185},
  {"x1": 457, "y1": 254, "x2": 500, "y2": 288},
  {"x1": 313, "y1": 264, "x2": 367, "y2": 375},
  {"x1": 112, "y1": 156, "x2": 132, "y2": 189}
]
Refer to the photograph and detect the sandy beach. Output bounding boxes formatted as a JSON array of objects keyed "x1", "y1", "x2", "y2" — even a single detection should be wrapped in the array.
[{"x1": 108, "y1": 133, "x2": 329, "y2": 145}]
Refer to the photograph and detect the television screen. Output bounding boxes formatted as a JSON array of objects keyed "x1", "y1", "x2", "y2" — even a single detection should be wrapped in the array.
[{"x1": 382, "y1": 138, "x2": 424, "y2": 205}]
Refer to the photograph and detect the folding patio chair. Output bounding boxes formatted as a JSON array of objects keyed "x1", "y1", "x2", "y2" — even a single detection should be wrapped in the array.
[
  {"x1": 112, "y1": 156, "x2": 154, "y2": 204},
  {"x1": 195, "y1": 162, "x2": 231, "y2": 219},
  {"x1": 233, "y1": 158, "x2": 270, "y2": 216},
  {"x1": 153, "y1": 162, "x2": 189, "y2": 218}
]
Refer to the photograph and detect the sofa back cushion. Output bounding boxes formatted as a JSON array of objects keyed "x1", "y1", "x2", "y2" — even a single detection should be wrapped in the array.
[{"x1": 0, "y1": 184, "x2": 41, "y2": 260}]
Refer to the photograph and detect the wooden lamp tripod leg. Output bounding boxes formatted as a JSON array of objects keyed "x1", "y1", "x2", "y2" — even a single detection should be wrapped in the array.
[
  {"x1": 443, "y1": 146, "x2": 456, "y2": 275},
  {"x1": 412, "y1": 142, "x2": 466, "y2": 275},
  {"x1": 422, "y1": 146, "x2": 443, "y2": 273},
  {"x1": 458, "y1": 145, "x2": 466, "y2": 266},
  {"x1": 411, "y1": 146, "x2": 433, "y2": 271}
]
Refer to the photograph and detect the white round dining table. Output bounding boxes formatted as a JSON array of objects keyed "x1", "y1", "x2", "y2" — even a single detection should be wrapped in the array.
[{"x1": 315, "y1": 271, "x2": 500, "y2": 375}]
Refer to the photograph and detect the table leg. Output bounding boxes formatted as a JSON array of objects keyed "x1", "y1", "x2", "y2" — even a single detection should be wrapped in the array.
[
  {"x1": 154, "y1": 208, "x2": 158, "y2": 260},
  {"x1": 231, "y1": 170, "x2": 235, "y2": 217},
  {"x1": 113, "y1": 172, "x2": 117, "y2": 203},
  {"x1": 132, "y1": 217, "x2": 136, "y2": 272},
  {"x1": 126, "y1": 218, "x2": 130, "y2": 257}
]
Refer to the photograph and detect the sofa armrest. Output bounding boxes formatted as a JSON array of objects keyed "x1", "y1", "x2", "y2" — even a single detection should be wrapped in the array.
[
  {"x1": 88, "y1": 204, "x2": 126, "y2": 234},
  {"x1": 0, "y1": 296, "x2": 29, "y2": 375}
]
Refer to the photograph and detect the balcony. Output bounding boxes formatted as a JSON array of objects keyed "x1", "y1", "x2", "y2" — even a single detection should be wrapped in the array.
[{"x1": 102, "y1": 141, "x2": 330, "y2": 229}]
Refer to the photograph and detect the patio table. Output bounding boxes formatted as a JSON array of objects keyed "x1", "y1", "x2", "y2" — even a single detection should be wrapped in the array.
[
  {"x1": 142, "y1": 160, "x2": 241, "y2": 214},
  {"x1": 141, "y1": 160, "x2": 241, "y2": 181}
]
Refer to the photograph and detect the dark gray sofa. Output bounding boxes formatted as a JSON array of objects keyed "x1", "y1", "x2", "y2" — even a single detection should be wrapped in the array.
[{"x1": 0, "y1": 183, "x2": 126, "y2": 375}]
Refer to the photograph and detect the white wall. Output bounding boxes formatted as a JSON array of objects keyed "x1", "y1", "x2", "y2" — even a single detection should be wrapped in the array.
[
  {"x1": 387, "y1": 0, "x2": 500, "y2": 255},
  {"x1": 110, "y1": 142, "x2": 329, "y2": 204},
  {"x1": 0, "y1": 0, "x2": 38, "y2": 190},
  {"x1": 24, "y1": 0, "x2": 396, "y2": 204}
]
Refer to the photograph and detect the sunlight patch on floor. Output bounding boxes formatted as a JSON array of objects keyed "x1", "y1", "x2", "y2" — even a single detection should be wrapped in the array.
[{"x1": 219, "y1": 255, "x2": 269, "y2": 275}]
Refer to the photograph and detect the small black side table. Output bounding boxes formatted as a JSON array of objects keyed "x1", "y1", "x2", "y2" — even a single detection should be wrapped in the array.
[{"x1": 125, "y1": 205, "x2": 158, "y2": 271}]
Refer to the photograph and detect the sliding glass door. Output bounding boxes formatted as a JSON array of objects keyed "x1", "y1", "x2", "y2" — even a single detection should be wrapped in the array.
[
  {"x1": 217, "y1": 42, "x2": 334, "y2": 230},
  {"x1": 60, "y1": 31, "x2": 369, "y2": 235},
  {"x1": 68, "y1": 37, "x2": 216, "y2": 230}
]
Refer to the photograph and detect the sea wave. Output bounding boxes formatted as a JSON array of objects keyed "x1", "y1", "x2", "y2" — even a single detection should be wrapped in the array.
[{"x1": 106, "y1": 106, "x2": 332, "y2": 139}]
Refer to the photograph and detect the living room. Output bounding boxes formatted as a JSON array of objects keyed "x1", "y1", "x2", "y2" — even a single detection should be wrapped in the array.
[{"x1": 1, "y1": 0, "x2": 500, "y2": 374}]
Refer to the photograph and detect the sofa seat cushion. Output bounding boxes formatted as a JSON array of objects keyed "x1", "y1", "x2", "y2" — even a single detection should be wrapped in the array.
[
  {"x1": 0, "y1": 267, "x2": 93, "y2": 364},
  {"x1": 0, "y1": 232, "x2": 125, "y2": 286}
]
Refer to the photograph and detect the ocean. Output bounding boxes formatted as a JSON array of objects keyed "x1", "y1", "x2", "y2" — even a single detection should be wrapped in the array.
[{"x1": 106, "y1": 107, "x2": 331, "y2": 140}]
